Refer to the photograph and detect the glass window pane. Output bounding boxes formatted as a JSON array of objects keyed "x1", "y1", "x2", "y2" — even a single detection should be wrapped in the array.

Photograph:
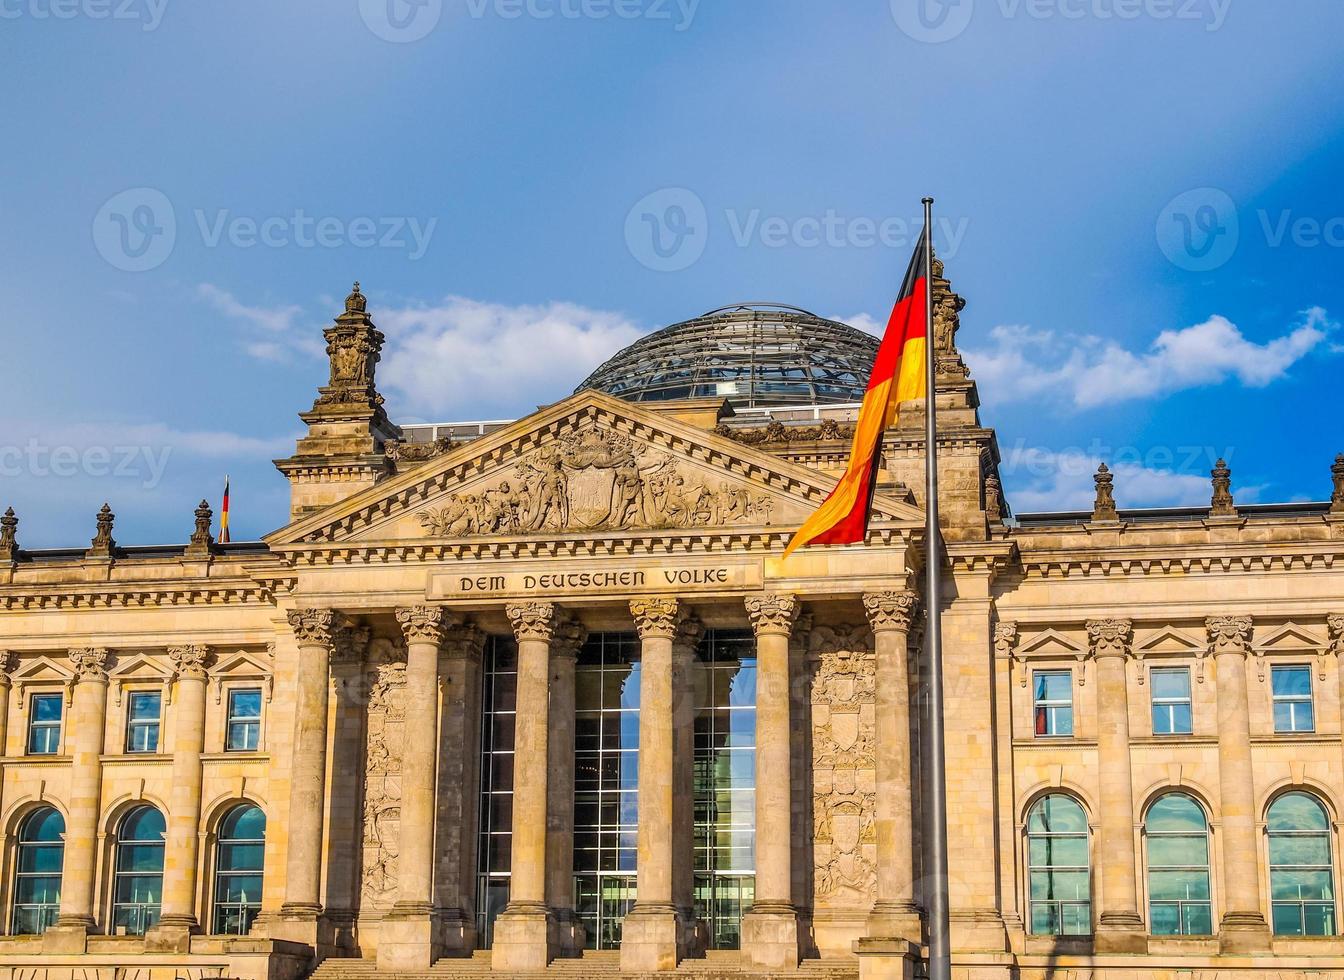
[
  {"x1": 1028, "y1": 836, "x2": 1088, "y2": 868},
  {"x1": 1269, "y1": 793, "x2": 1330, "y2": 831},
  {"x1": 1151, "y1": 669, "x2": 1191, "y2": 699},
  {"x1": 1271, "y1": 870, "x2": 1334, "y2": 902},
  {"x1": 1183, "y1": 902, "x2": 1213, "y2": 935},
  {"x1": 229, "y1": 689, "x2": 262, "y2": 718},
  {"x1": 1169, "y1": 702, "x2": 1193, "y2": 734},
  {"x1": 1148, "y1": 835, "x2": 1209, "y2": 868},
  {"x1": 1269, "y1": 835, "x2": 1332, "y2": 868},
  {"x1": 1272, "y1": 667, "x2": 1312, "y2": 697},
  {"x1": 32, "y1": 696, "x2": 62, "y2": 722},
  {"x1": 1147, "y1": 795, "x2": 1207, "y2": 834},
  {"x1": 128, "y1": 692, "x2": 161, "y2": 721},
  {"x1": 1028, "y1": 795, "x2": 1087, "y2": 834},
  {"x1": 1149, "y1": 869, "x2": 1211, "y2": 901},
  {"x1": 1150, "y1": 902, "x2": 1180, "y2": 935},
  {"x1": 1273, "y1": 903, "x2": 1304, "y2": 936}
]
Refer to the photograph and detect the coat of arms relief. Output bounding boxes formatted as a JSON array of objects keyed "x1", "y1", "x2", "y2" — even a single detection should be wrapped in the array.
[
  {"x1": 360, "y1": 638, "x2": 406, "y2": 908},
  {"x1": 809, "y1": 625, "x2": 878, "y2": 905},
  {"x1": 416, "y1": 428, "x2": 775, "y2": 537}
]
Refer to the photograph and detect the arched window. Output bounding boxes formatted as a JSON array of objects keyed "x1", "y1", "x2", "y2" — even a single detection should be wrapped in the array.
[
  {"x1": 1146, "y1": 794, "x2": 1212, "y2": 935},
  {"x1": 111, "y1": 805, "x2": 165, "y2": 936},
  {"x1": 1027, "y1": 794, "x2": 1091, "y2": 935},
  {"x1": 12, "y1": 807, "x2": 64, "y2": 935},
  {"x1": 1268, "y1": 792, "x2": 1337, "y2": 936},
  {"x1": 212, "y1": 804, "x2": 265, "y2": 934}
]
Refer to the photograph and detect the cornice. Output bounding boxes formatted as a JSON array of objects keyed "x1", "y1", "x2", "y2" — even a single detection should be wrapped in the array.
[
  {"x1": 1012, "y1": 544, "x2": 1341, "y2": 580},
  {"x1": 0, "y1": 580, "x2": 288, "y2": 611}
]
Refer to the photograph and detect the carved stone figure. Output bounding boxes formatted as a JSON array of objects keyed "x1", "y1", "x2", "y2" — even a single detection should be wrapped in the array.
[
  {"x1": 88, "y1": 503, "x2": 116, "y2": 558},
  {"x1": 1092, "y1": 463, "x2": 1119, "y2": 522},
  {"x1": 0, "y1": 507, "x2": 17, "y2": 561},
  {"x1": 1332, "y1": 454, "x2": 1344, "y2": 514},
  {"x1": 1210, "y1": 459, "x2": 1237, "y2": 517},
  {"x1": 361, "y1": 642, "x2": 407, "y2": 906}
]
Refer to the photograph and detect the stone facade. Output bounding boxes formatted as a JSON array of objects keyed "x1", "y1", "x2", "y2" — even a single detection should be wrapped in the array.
[{"x1": 0, "y1": 281, "x2": 1339, "y2": 979}]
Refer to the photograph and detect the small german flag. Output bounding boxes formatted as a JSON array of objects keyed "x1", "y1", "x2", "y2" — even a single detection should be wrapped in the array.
[
  {"x1": 783, "y1": 229, "x2": 930, "y2": 558},
  {"x1": 219, "y1": 476, "x2": 231, "y2": 545}
]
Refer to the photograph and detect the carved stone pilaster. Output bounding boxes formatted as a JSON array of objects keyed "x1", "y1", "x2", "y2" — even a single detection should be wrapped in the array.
[
  {"x1": 1092, "y1": 464, "x2": 1119, "y2": 522},
  {"x1": 862, "y1": 591, "x2": 918, "y2": 634},
  {"x1": 1208, "y1": 616, "x2": 1253, "y2": 655},
  {"x1": 745, "y1": 593, "x2": 799, "y2": 637},
  {"x1": 287, "y1": 608, "x2": 346, "y2": 647},
  {"x1": 630, "y1": 598, "x2": 681, "y2": 640},
  {"x1": 69, "y1": 648, "x2": 109, "y2": 683},
  {"x1": 994, "y1": 621, "x2": 1024, "y2": 687},
  {"x1": 168, "y1": 645, "x2": 210, "y2": 681},
  {"x1": 507, "y1": 601, "x2": 558, "y2": 643},
  {"x1": 395, "y1": 606, "x2": 453, "y2": 646},
  {"x1": 1210, "y1": 459, "x2": 1237, "y2": 517}
]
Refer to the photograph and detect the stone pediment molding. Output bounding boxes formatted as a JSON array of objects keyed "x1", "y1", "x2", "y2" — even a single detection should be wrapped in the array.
[
  {"x1": 267, "y1": 390, "x2": 923, "y2": 554},
  {"x1": 1251, "y1": 622, "x2": 1330, "y2": 683},
  {"x1": 108, "y1": 653, "x2": 172, "y2": 707},
  {"x1": 208, "y1": 648, "x2": 275, "y2": 705},
  {"x1": 1133, "y1": 626, "x2": 1211, "y2": 683},
  {"x1": 1013, "y1": 628, "x2": 1090, "y2": 686}
]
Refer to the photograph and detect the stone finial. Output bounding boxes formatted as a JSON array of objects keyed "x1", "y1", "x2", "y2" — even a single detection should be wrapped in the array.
[
  {"x1": 88, "y1": 503, "x2": 117, "y2": 558},
  {"x1": 186, "y1": 500, "x2": 214, "y2": 556},
  {"x1": 69, "y1": 647, "x2": 110, "y2": 682},
  {"x1": 507, "y1": 601, "x2": 558, "y2": 643},
  {"x1": 984, "y1": 475, "x2": 1004, "y2": 524},
  {"x1": 345, "y1": 281, "x2": 366, "y2": 314},
  {"x1": 629, "y1": 598, "x2": 682, "y2": 640},
  {"x1": 1086, "y1": 619, "x2": 1133, "y2": 659},
  {"x1": 1210, "y1": 459, "x2": 1237, "y2": 517},
  {"x1": 1207, "y1": 616, "x2": 1253, "y2": 656},
  {"x1": 1092, "y1": 464, "x2": 1119, "y2": 522},
  {"x1": 1331, "y1": 454, "x2": 1344, "y2": 514},
  {"x1": 396, "y1": 606, "x2": 452, "y2": 645},
  {"x1": 863, "y1": 591, "x2": 919, "y2": 633},
  {"x1": 168, "y1": 644, "x2": 211, "y2": 681},
  {"x1": 0, "y1": 507, "x2": 17, "y2": 561},
  {"x1": 287, "y1": 608, "x2": 346, "y2": 647},
  {"x1": 745, "y1": 593, "x2": 799, "y2": 636}
]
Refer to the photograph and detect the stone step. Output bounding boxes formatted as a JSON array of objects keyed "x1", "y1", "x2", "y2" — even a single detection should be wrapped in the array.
[{"x1": 308, "y1": 953, "x2": 858, "y2": 980}]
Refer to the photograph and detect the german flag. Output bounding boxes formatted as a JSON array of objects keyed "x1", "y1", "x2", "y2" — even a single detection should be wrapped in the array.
[
  {"x1": 783, "y1": 230, "x2": 930, "y2": 558},
  {"x1": 219, "y1": 476, "x2": 231, "y2": 545}
]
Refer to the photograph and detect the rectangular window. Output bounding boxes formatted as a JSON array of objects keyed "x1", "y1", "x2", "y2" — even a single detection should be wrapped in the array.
[
  {"x1": 125, "y1": 691, "x2": 162, "y2": 753},
  {"x1": 225, "y1": 689, "x2": 262, "y2": 751},
  {"x1": 27, "y1": 695, "x2": 63, "y2": 755},
  {"x1": 1033, "y1": 671, "x2": 1073, "y2": 737},
  {"x1": 1272, "y1": 666, "x2": 1315, "y2": 734},
  {"x1": 1151, "y1": 668, "x2": 1193, "y2": 736}
]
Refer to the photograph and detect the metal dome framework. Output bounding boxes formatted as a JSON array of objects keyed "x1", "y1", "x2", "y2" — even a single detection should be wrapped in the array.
[{"x1": 575, "y1": 303, "x2": 879, "y2": 409}]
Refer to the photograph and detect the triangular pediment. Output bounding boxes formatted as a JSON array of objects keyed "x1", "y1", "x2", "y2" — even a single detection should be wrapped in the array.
[
  {"x1": 268, "y1": 390, "x2": 923, "y2": 550},
  {"x1": 1134, "y1": 627, "x2": 1206, "y2": 655},
  {"x1": 1017, "y1": 629, "x2": 1086, "y2": 657},
  {"x1": 1255, "y1": 623, "x2": 1325, "y2": 655}
]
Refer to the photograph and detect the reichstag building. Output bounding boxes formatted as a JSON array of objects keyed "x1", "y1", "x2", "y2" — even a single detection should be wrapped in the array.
[{"x1": 0, "y1": 270, "x2": 1341, "y2": 980}]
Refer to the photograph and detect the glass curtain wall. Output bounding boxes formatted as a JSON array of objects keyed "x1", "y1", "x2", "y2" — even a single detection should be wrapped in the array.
[
  {"x1": 475, "y1": 635, "x2": 518, "y2": 948},
  {"x1": 573, "y1": 632, "x2": 642, "y2": 950},
  {"x1": 692, "y1": 629, "x2": 757, "y2": 949}
]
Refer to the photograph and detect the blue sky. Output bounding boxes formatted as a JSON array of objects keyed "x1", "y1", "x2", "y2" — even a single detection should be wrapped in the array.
[{"x1": 1, "y1": 0, "x2": 1341, "y2": 546}]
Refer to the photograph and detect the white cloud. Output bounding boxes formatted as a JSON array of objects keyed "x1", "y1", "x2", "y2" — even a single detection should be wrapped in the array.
[
  {"x1": 960, "y1": 308, "x2": 1335, "y2": 409},
  {"x1": 378, "y1": 296, "x2": 644, "y2": 420},
  {"x1": 1001, "y1": 444, "x2": 1263, "y2": 514},
  {"x1": 197, "y1": 284, "x2": 324, "y2": 362},
  {"x1": 197, "y1": 283, "x2": 302, "y2": 333},
  {"x1": 836, "y1": 312, "x2": 885, "y2": 337}
]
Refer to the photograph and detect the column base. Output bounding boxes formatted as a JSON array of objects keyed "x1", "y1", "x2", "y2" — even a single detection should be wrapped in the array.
[
  {"x1": 378, "y1": 904, "x2": 441, "y2": 972},
  {"x1": 144, "y1": 916, "x2": 200, "y2": 953},
  {"x1": 740, "y1": 903, "x2": 800, "y2": 971},
  {"x1": 865, "y1": 901, "x2": 923, "y2": 946},
  {"x1": 436, "y1": 906, "x2": 478, "y2": 957},
  {"x1": 855, "y1": 937, "x2": 921, "y2": 980},
  {"x1": 548, "y1": 908, "x2": 587, "y2": 958},
  {"x1": 269, "y1": 903, "x2": 322, "y2": 948},
  {"x1": 621, "y1": 903, "x2": 685, "y2": 973},
  {"x1": 948, "y1": 908, "x2": 1009, "y2": 952},
  {"x1": 42, "y1": 920, "x2": 93, "y2": 955},
  {"x1": 491, "y1": 902, "x2": 555, "y2": 972},
  {"x1": 1094, "y1": 912, "x2": 1147, "y2": 954},
  {"x1": 1219, "y1": 910, "x2": 1272, "y2": 953}
]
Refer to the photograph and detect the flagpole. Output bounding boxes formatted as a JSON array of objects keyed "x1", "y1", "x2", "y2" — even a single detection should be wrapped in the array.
[{"x1": 922, "y1": 197, "x2": 951, "y2": 980}]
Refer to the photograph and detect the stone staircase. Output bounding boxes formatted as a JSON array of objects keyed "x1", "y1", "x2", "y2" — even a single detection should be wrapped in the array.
[{"x1": 308, "y1": 948, "x2": 859, "y2": 980}]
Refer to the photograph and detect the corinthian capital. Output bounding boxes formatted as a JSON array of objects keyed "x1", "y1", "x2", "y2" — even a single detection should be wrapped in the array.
[
  {"x1": 1207, "y1": 616, "x2": 1253, "y2": 656},
  {"x1": 69, "y1": 647, "x2": 109, "y2": 682},
  {"x1": 396, "y1": 606, "x2": 454, "y2": 646},
  {"x1": 0, "y1": 650, "x2": 16, "y2": 681},
  {"x1": 168, "y1": 644, "x2": 211, "y2": 680},
  {"x1": 673, "y1": 613, "x2": 706, "y2": 655},
  {"x1": 331, "y1": 626, "x2": 372, "y2": 666},
  {"x1": 745, "y1": 593, "x2": 799, "y2": 637},
  {"x1": 630, "y1": 598, "x2": 681, "y2": 640},
  {"x1": 447, "y1": 623, "x2": 488, "y2": 662},
  {"x1": 1327, "y1": 615, "x2": 1344, "y2": 656},
  {"x1": 863, "y1": 591, "x2": 918, "y2": 634},
  {"x1": 507, "y1": 602, "x2": 558, "y2": 643},
  {"x1": 287, "y1": 608, "x2": 346, "y2": 647},
  {"x1": 1086, "y1": 619, "x2": 1133, "y2": 659},
  {"x1": 552, "y1": 616, "x2": 589, "y2": 660}
]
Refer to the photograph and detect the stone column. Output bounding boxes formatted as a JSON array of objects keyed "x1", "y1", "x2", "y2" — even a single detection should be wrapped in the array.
[
  {"x1": 493, "y1": 602, "x2": 558, "y2": 972},
  {"x1": 323, "y1": 626, "x2": 372, "y2": 952},
  {"x1": 672, "y1": 614, "x2": 706, "y2": 953},
  {"x1": 546, "y1": 616, "x2": 587, "y2": 956},
  {"x1": 1088, "y1": 619, "x2": 1146, "y2": 953},
  {"x1": 0, "y1": 651, "x2": 15, "y2": 756},
  {"x1": 279, "y1": 609, "x2": 345, "y2": 944},
  {"x1": 147, "y1": 645, "x2": 212, "y2": 951},
  {"x1": 437, "y1": 624, "x2": 487, "y2": 955},
  {"x1": 380, "y1": 606, "x2": 454, "y2": 971},
  {"x1": 47, "y1": 648, "x2": 109, "y2": 952},
  {"x1": 622, "y1": 598, "x2": 685, "y2": 973},
  {"x1": 1209, "y1": 616, "x2": 1272, "y2": 952},
  {"x1": 742, "y1": 594, "x2": 801, "y2": 971},
  {"x1": 862, "y1": 591, "x2": 922, "y2": 947}
]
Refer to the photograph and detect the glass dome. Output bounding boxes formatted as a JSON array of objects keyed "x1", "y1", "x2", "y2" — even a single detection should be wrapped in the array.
[{"x1": 575, "y1": 303, "x2": 878, "y2": 408}]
